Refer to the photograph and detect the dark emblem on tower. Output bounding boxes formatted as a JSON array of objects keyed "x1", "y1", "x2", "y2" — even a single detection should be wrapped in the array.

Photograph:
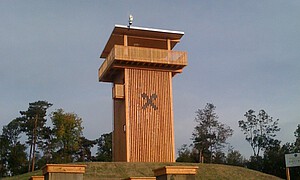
[{"x1": 141, "y1": 93, "x2": 158, "y2": 110}]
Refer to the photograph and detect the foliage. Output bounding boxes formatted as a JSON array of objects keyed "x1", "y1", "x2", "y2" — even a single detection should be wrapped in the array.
[
  {"x1": 244, "y1": 129, "x2": 300, "y2": 179},
  {"x1": 226, "y1": 149, "x2": 245, "y2": 167},
  {"x1": 76, "y1": 137, "x2": 96, "y2": 162},
  {"x1": 50, "y1": 109, "x2": 83, "y2": 163},
  {"x1": 1, "y1": 101, "x2": 108, "y2": 177},
  {"x1": 290, "y1": 125, "x2": 300, "y2": 179},
  {"x1": 6, "y1": 142, "x2": 28, "y2": 176},
  {"x1": 262, "y1": 140, "x2": 286, "y2": 178},
  {"x1": 38, "y1": 126, "x2": 55, "y2": 166},
  {"x1": 176, "y1": 144, "x2": 195, "y2": 162},
  {"x1": 96, "y1": 132, "x2": 112, "y2": 162},
  {"x1": 294, "y1": 124, "x2": 300, "y2": 152},
  {"x1": 213, "y1": 150, "x2": 226, "y2": 164},
  {"x1": 257, "y1": 140, "x2": 299, "y2": 179},
  {"x1": 247, "y1": 155, "x2": 264, "y2": 172},
  {"x1": 0, "y1": 119, "x2": 28, "y2": 176},
  {"x1": 19, "y1": 100, "x2": 52, "y2": 172},
  {"x1": 238, "y1": 109, "x2": 280, "y2": 157},
  {"x1": 192, "y1": 103, "x2": 233, "y2": 163},
  {"x1": 0, "y1": 134, "x2": 8, "y2": 177}
]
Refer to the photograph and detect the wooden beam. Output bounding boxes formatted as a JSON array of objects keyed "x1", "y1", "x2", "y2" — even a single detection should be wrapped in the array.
[
  {"x1": 125, "y1": 69, "x2": 130, "y2": 162},
  {"x1": 112, "y1": 65, "x2": 183, "y2": 74},
  {"x1": 169, "y1": 71, "x2": 175, "y2": 162},
  {"x1": 124, "y1": 35, "x2": 128, "y2": 46},
  {"x1": 128, "y1": 35, "x2": 171, "y2": 42},
  {"x1": 167, "y1": 39, "x2": 171, "y2": 50}
]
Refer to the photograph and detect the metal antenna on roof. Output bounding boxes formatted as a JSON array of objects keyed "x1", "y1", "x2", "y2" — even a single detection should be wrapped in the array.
[{"x1": 128, "y1": 14, "x2": 133, "y2": 29}]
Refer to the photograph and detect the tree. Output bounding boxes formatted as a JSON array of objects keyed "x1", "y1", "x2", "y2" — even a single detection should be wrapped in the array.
[
  {"x1": 38, "y1": 126, "x2": 55, "y2": 165},
  {"x1": 1, "y1": 119, "x2": 28, "y2": 176},
  {"x1": 213, "y1": 150, "x2": 226, "y2": 164},
  {"x1": 192, "y1": 103, "x2": 233, "y2": 163},
  {"x1": 226, "y1": 149, "x2": 244, "y2": 167},
  {"x1": 96, "y1": 132, "x2": 112, "y2": 162},
  {"x1": 176, "y1": 144, "x2": 194, "y2": 163},
  {"x1": 76, "y1": 137, "x2": 96, "y2": 162},
  {"x1": 238, "y1": 109, "x2": 280, "y2": 157},
  {"x1": 7, "y1": 142, "x2": 27, "y2": 176},
  {"x1": 247, "y1": 155, "x2": 264, "y2": 172},
  {"x1": 19, "y1": 100, "x2": 52, "y2": 172},
  {"x1": 0, "y1": 130, "x2": 9, "y2": 177},
  {"x1": 51, "y1": 109, "x2": 83, "y2": 163},
  {"x1": 262, "y1": 139, "x2": 286, "y2": 178},
  {"x1": 294, "y1": 124, "x2": 300, "y2": 151},
  {"x1": 290, "y1": 125, "x2": 300, "y2": 179}
]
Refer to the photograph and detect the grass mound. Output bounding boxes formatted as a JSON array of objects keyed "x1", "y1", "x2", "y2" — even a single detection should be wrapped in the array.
[{"x1": 3, "y1": 162, "x2": 282, "y2": 180}]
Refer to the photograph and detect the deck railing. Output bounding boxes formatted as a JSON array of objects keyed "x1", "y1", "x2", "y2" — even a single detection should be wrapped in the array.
[{"x1": 99, "y1": 45, "x2": 187, "y2": 80}]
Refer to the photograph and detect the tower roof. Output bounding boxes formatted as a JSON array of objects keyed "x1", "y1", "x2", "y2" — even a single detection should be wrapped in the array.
[{"x1": 100, "y1": 25, "x2": 184, "y2": 58}]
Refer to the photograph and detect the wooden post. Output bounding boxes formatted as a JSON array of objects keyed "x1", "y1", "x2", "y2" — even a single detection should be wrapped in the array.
[
  {"x1": 286, "y1": 167, "x2": 290, "y2": 180},
  {"x1": 124, "y1": 35, "x2": 128, "y2": 57},
  {"x1": 124, "y1": 35, "x2": 128, "y2": 46},
  {"x1": 167, "y1": 39, "x2": 171, "y2": 50}
]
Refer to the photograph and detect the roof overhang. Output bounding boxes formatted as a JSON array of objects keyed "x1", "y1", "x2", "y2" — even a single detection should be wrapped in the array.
[{"x1": 100, "y1": 25, "x2": 184, "y2": 58}]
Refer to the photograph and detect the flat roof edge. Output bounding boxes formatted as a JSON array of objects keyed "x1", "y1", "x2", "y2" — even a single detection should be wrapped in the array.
[{"x1": 115, "y1": 24, "x2": 184, "y2": 35}]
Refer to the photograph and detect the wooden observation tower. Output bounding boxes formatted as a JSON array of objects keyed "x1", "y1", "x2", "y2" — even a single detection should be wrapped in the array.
[{"x1": 98, "y1": 25, "x2": 187, "y2": 162}]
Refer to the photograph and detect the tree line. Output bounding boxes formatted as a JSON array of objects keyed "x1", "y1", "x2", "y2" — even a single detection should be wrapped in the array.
[
  {"x1": 176, "y1": 103, "x2": 300, "y2": 179},
  {"x1": 1, "y1": 101, "x2": 300, "y2": 179},
  {"x1": 0, "y1": 100, "x2": 112, "y2": 177}
]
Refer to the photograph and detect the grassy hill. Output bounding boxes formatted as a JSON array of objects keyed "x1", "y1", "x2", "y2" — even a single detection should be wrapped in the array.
[{"x1": 3, "y1": 162, "x2": 282, "y2": 180}]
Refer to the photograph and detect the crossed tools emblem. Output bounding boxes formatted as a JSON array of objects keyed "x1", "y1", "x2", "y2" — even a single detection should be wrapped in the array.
[{"x1": 141, "y1": 93, "x2": 158, "y2": 110}]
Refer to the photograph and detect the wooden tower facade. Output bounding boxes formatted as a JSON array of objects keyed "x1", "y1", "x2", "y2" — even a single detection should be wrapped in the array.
[{"x1": 98, "y1": 25, "x2": 187, "y2": 162}]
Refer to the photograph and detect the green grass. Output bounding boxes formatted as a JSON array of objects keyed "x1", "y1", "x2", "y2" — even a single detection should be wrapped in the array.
[{"x1": 3, "y1": 162, "x2": 282, "y2": 180}]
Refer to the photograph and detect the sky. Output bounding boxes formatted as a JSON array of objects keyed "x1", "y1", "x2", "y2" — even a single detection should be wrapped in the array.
[{"x1": 1, "y1": 1, "x2": 300, "y2": 158}]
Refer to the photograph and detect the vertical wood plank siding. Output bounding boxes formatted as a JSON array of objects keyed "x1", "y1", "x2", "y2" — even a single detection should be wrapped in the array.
[{"x1": 125, "y1": 68, "x2": 175, "y2": 162}]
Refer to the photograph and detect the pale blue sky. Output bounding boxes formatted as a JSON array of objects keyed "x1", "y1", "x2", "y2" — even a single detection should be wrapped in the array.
[{"x1": 1, "y1": 1, "x2": 300, "y2": 158}]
